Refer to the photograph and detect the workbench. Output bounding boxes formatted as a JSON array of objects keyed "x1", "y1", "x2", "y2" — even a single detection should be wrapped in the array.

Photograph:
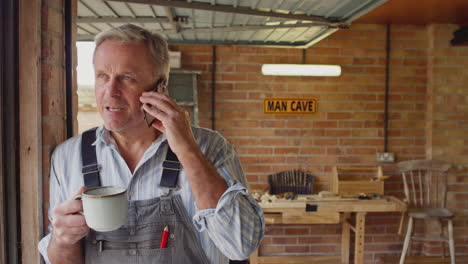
[{"x1": 250, "y1": 195, "x2": 406, "y2": 264}]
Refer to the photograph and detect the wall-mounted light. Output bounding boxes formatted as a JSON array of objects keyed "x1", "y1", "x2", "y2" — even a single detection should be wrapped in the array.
[{"x1": 261, "y1": 64, "x2": 341, "y2": 77}]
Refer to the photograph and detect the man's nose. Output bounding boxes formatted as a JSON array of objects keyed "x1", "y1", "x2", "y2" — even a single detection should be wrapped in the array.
[{"x1": 105, "y1": 78, "x2": 121, "y2": 97}]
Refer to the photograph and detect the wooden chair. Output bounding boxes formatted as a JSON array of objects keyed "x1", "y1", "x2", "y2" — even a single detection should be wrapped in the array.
[{"x1": 397, "y1": 160, "x2": 455, "y2": 264}]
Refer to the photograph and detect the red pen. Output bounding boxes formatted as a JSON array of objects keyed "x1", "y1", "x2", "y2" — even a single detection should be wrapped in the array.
[{"x1": 160, "y1": 225, "x2": 169, "y2": 248}]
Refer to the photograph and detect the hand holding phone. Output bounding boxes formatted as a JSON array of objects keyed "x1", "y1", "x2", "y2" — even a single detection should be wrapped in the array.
[
  {"x1": 139, "y1": 79, "x2": 196, "y2": 156},
  {"x1": 143, "y1": 78, "x2": 167, "y2": 127}
]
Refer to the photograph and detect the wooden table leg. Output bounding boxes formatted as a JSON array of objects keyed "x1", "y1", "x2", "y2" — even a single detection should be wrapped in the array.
[
  {"x1": 398, "y1": 212, "x2": 405, "y2": 235},
  {"x1": 354, "y1": 212, "x2": 366, "y2": 264},
  {"x1": 341, "y1": 213, "x2": 351, "y2": 264},
  {"x1": 250, "y1": 247, "x2": 259, "y2": 264}
]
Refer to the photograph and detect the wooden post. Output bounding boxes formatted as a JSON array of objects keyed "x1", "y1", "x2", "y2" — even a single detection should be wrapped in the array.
[
  {"x1": 250, "y1": 247, "x2": 259, "y2": 264},
  {"x1": 354, "y1": 212, "x2": 366, "y2": 264},
  {"x1": 19, "y1": 0, "x2": 42, "y2": 262},
  {"x1": 341, "y1": 213, "x2": 351, "y2": 264}
]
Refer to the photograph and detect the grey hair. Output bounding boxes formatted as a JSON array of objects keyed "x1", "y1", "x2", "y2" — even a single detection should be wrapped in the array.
[{"x1": 94, "y1": 24, "x2": 169, "y2": 81}]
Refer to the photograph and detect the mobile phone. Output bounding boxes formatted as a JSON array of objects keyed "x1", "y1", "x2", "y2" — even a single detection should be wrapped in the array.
[{"x1": 143, "y1": 78, "x2": 167, "y2": 127}]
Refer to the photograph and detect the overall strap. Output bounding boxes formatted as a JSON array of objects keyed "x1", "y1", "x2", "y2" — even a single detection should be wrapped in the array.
[
  {"x1": 159, "y1": 146, "x2": 181, "y2": 188},
  {"x1": 81, "y1": 127, "x2": 101, "y2": 188}
]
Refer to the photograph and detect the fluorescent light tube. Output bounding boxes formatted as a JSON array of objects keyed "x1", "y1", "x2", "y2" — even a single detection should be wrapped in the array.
[{"x1": 261, "y1": 64, "x2": 341, "y2": 76}]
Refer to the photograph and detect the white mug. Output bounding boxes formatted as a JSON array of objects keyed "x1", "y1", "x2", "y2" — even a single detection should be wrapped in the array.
[{"x1": 77, "y1": 186, "x2": 128, "y2": 232}]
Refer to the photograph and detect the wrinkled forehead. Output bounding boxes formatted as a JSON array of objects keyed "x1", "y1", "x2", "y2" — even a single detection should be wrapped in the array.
[{"x1": 93, "y1": 40, "x2": 155, "y2": 76}]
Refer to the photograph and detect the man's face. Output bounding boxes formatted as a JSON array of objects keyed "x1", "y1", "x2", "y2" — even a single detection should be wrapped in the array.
[{"x1": 94, "y1": 40, "x2": 156, "y2": 132}]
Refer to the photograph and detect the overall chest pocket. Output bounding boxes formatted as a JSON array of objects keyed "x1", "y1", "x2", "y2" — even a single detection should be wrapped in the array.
[
  {"x1": 86, "y1": 244, "x2": 173, "y2": 264},
  {"x1": 86, "y1": 224, "x2": 174, "y2": 264}
]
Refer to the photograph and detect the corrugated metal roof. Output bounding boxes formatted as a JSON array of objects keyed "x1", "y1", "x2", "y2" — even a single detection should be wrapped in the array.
[{"x1": 77, "y1": 0, "x2": 388, "y2": 47}]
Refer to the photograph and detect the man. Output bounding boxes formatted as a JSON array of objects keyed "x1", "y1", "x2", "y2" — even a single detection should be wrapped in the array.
[{"x1": 38, "y1": 24, "x2": 264, "y2": 263}]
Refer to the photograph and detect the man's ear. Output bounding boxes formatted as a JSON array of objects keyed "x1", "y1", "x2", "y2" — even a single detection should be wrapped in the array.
[
  {"x1": 150, "y1": 78, "x2": 163, "y2": 92},
  {"x1": 157, "y1": 78, "x2": 168, "y2": 94}
]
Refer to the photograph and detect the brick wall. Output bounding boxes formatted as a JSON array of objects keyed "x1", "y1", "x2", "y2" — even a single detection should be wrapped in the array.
[
  {"x1": 426, "y1": 24, "x2": 468, "y2": 256},
  {"x1": 168, "y1": 23, "x2": 467, "y2": 263}
]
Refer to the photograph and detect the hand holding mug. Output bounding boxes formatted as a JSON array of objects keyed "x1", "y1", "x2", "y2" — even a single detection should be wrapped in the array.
[{"x1": 51, "y1": 186, "x2": 89, "y2": 247}]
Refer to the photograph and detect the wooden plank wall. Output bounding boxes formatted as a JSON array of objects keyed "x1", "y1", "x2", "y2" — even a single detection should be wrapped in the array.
[{"x1": 19, "y1": 0, "x2": 42, "y2": 262}]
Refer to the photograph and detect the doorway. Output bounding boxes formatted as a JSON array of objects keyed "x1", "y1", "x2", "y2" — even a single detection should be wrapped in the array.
[{"x1": 1, "y1": 0, "x2": 20, "y2": 262}]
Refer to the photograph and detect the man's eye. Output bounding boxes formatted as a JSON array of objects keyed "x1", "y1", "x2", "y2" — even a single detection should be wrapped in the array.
[
  {"x1": 123, "y1": 76, "x2": 133, "y2": 81},
  {"x1": 97, "y1": 73, "x2": 106, "y2": 79}
]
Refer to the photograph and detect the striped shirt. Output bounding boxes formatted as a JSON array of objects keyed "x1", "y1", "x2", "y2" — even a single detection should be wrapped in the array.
[{"x1": 38, "y1": 126, "x2": 264, "y2": 263}]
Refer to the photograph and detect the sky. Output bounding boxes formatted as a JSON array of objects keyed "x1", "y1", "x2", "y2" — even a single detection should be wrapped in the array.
[{"x1": 77, "y1": 41, "x2": 95, "y2": 86}]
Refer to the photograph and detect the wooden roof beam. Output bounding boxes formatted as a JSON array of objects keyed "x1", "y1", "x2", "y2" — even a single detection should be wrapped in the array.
[{"x1": 77, "y1": 16, "x2": 171, "y2": 23}]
